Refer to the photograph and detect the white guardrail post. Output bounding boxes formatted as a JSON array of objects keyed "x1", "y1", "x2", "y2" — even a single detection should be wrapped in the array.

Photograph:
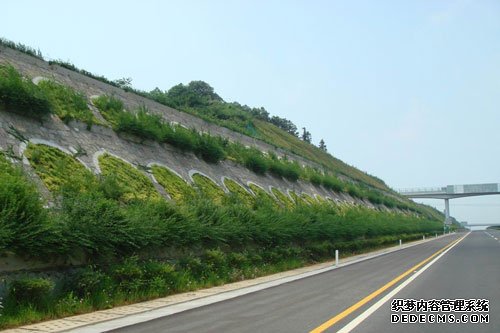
[
  {"x1": 399, "y1": 239, "x2": 402, "y2": 248},
  {"x1": 335, "y1": 250, "x2": 339, "y2": 267}
]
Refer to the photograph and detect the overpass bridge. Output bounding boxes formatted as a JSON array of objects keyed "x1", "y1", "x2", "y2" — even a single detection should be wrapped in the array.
[
  {"x1": 397, "y1": 183, "x2": 500, "y2": 221},
  {"x1": 461, "y1": 223, "x2": 500, "y2": 228}
]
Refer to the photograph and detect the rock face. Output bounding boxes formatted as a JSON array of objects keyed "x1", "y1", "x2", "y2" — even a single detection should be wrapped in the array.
[{"x1": 0, "y1": 45, "x2": 367, "y2": 207}]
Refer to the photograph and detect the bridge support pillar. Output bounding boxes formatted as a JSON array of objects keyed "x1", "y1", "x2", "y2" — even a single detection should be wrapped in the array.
[
  {"x1": 444, "y1": 198, "x2": 450, "y2": 219},
  {"x1": 444, "y1": 198, "x2": 450, "y2": 233}
]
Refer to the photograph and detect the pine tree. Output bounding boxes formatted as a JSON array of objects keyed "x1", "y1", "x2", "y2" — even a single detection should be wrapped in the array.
[{"x1": 319, "y1": 139, "x2": 327, "y2": 151}]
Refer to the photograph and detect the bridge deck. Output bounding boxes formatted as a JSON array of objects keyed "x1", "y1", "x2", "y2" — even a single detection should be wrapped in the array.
[{"x1": 398, "y1": 183, "x2": 500, "y2": 199}]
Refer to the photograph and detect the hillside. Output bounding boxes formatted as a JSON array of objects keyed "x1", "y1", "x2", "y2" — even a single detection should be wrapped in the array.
[{"x1": 0, "y1": 40, "x2": 443, "y2": 328}]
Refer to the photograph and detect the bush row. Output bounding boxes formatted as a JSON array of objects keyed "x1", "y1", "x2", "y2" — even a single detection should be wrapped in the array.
[
  {"x1": 0, "y1": 64, "x2": 97, "y2": 126},
  {"x1": 0, "y1": 232, "x2": 427, "y2": 328},
  {"x1": 0, "y1": 151, "x2": 444, "y2": 328},
  {"x1": 0, "y1": 65, "x2": 51, "y2": 119},
  {"x1": 0, "y1": 153, "x2": 442, "y2": 261},
  {"x1": 93, "y1": 96, "x2": 226, "y2": 163}
]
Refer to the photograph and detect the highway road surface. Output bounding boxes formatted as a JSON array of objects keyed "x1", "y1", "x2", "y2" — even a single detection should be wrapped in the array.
[{"x1": 110, "y1": 231, "x2": 499, "y2": 333}]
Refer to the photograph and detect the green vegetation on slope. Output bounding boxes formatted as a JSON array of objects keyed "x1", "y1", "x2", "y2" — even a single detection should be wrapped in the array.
[
  {"x1": 248, "y1": 183, "x2": 280, "y2": 209},
  {"x1": 37, "y1": 80, "x2": 97, "y2": 127},
  {"x1": 0, "y1": 61, "x2": 441, "y2": 218},
  {"x1": 0, "y1": 148, "x2": 444, "y2": 328},
  {"x1": 254, "y1": 119, "x2": 387, "y2": 190},
  {"x1": 93, "y1": 95, "x2": 226, "y2": 163},
  {"x1": 146, "y1": 80, "x2": 389, "y2": 190},
  {"x1": 271, "y1": 187, "x2": 295, "y2": 209},
  {"x1": 98, "y1": 153, "x2": 161, "y2": 202},
  {"x1": 0, "y1": 64, "x2": 51, "y2": 119},
  {"x1": 301, "y1": 193, "x2": 318, "y2": 205},
  {"x1": 191, "y1": 173, "x2": 226, "y2": 205},
  {"x1": 223, "y1": 178, "x2": 255, "y2": 207},
  {"x1": 24, "y1": 143, "x2": 92, "y2": 192},
  {"x1": 151, "y1": 165, "x2": 195, "y2": 203},
  {"x1": 0, "y1": 155, "x2": 56, "y2": 255},
  {"x1": 0, "y1": 40, "x2": 426, "y2": 201}
]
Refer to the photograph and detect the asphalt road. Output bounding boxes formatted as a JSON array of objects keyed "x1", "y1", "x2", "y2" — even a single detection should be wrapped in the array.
[
  {"x1": 351, "y1": 229, "x2": 500, "y2": 333},
  {"x1": 109, "y1": 233, "x2": 489, "y2": 333}
]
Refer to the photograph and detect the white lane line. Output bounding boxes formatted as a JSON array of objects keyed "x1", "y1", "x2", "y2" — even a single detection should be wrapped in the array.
[{"x1": 336, "y1": 232, "x2": 470, "y2": 333}]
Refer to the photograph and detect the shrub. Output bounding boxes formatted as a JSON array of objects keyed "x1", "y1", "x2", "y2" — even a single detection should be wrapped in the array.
[
  {"x1": 0, "y1": 64, "x2": 51, "y2": 119},
  {"x1": 111, "y1": 257, "x2": 144, "y2": 293},
  {"x1": 8, "y1": 278, "x2": 54, "y2": 308},
  {"x1": 0, "y1": 155, "x2": 54, "y2": 255},
  {"x1": 115, "y1": 107, "x2": 163, "y2": 141},
  {"x1": 346, "y1": 184, "x2": 362, "y2": 198},
  {"x1": 195, "y1": 134, "x2": 225, "y2": 163},
  {"x1": 0, "y1": 37, "x2": 44, "y2": 59},
  {"x1": 203, "y1": 249, "x2": 228, "y2": 275},
  {"x1": 284, "y1": 164, "x2": 301, "y2": 181},
  {"x1": 269, "y1": 159, "x2": 286, "y2": 178},
  {"x1": 37, "y1": 80, "x2": 95, "y2": 126},
  {"x1": 92, "y1": 95, "x2": 124, "y2": 125},
  {"x1": 243, "y1": 150, "x2": 269, "y2": 175},
  {"x1": 60, "y1": 190, "x2": 134, "y2": 258},
  {"x1": 162, "y1": 125, "x2": 197, "y2": 152},
  {"x1": 322, "y1": 175, "x2": 343, "y2": 192},
  {"x1": 69, "y1": 266, "x2": 111, "y2": 297},
  {"x1": 178, "y1": 256, "x2": 207, "y2": 280},
  {"x1": 309, "y1": 173, "x2": 322, "y2": 185}
]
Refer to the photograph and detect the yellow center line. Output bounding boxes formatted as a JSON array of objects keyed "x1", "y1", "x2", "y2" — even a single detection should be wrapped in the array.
[{"x1": 309, "y1": 234, "x2": 467, "y2": 333}]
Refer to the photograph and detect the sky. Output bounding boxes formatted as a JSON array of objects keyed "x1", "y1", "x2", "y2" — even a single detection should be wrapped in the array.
[{"x1": 2, "y1": 0, "x2": 500, "y2": 226}]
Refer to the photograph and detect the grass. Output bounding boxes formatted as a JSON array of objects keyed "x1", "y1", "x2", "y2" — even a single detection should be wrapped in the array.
[
  {"x1": 90, "y1": 95, "x2": 441, "y2": 218},
  {"x1": 0, "y1": 65, "x2": 440, "y2": 215},
  {"x1": 97, "y1": 153, "x2": 161, "y2": 202},
  {"x1": 254, "y1": 119, "x2": 389, "y2": 190},
  {"x1": 191, "y1": 173, "x2": 226, "y2": 205},
  {"x1": 271, "y1": 187, "x2": 295, "y2": 209},
  {"x1": 0, "y1": 64, "x2": 51, "y2": 119},
  {"x1": 0, "y1": 154, "x2": 445, "y2": 328},
  {"x1": 0, "y1": 154, "x2": 56, "y2": 255},
  {"x1": 248, "y1": 183, "x2": 280, "y2": 209},
  {"x1": 0, "y1": 232, "x2": 438, "y2": 330},
  {"x1": 91, "y1": 95, "x2": 124, "y2": 125},
  {"x1": 24, "y1": 143, "x2": 92, "y2": 192},
  {"x1": 0, "y1": 37, "x2": 44, "y2": 60},
  {"x1": 0, "y1": 41, "x2": 439, "y2": 216},
  {"x1": 93, "y1": 96, "x2": 226, "y2": 163},
  {"x1": 37, "y1": 80, "x2": 97, "y2": 127},
  {"x1": 289, "y1": 190, "x2": 306, "y2": 205},
  {"x1": 223, "y1": 178, "x2": 255, "y2": 207},
  {"x1": 151, "y1": 165, "x2": 196, "y2": 203},
  {"x1": 301, "y1": 193, "x2": 318, "y2": 205}
]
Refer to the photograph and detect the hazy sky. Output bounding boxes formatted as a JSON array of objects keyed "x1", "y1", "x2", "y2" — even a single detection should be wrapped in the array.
[{"x1": 2, "y1": 0, "x2": 499, "y2": 226}]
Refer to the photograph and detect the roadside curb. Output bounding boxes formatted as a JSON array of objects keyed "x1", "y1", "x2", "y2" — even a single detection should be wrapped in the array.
[{"x1": 3, "y1": 233, "x2": 457, "y2": 333}]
